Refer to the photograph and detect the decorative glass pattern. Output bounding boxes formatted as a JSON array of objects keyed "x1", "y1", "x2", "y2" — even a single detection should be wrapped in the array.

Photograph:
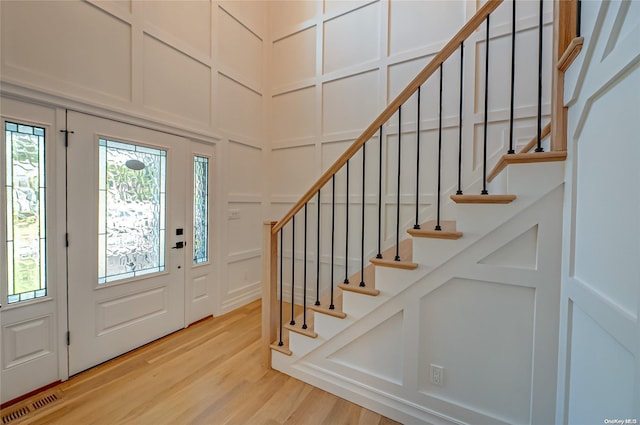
[
  {"x1": 98, "y1": 139, "x2": 166, "y2": 284},
  {"x1": 5, "y1": 121, "x2": 47, "y2": 304},
  {"x1": 193, "y1": 156, "x2": 209, "y2": 264}
]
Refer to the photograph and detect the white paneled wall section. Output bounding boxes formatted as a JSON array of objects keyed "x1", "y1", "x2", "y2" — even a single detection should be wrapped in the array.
[{"x1": 0, "y1": 0, "x2": 270, "y2": 319}]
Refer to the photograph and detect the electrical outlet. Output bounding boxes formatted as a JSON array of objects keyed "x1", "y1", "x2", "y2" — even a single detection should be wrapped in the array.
[{"x1": 430, "y1": 364, "x2": 444, "y2": 386}]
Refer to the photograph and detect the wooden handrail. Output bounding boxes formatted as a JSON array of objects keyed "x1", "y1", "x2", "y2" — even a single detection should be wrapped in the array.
[{"x1": 272, "y1": 0, "x2": 504, "y2": 235}]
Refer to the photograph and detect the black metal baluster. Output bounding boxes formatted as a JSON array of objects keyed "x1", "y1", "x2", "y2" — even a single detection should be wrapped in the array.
[
  {"x1": 376, "y1": 125, "x2": 383, "y2": 259},
  {"x1": 395, "y1": 105, "x2": 402, "y2": 261},
  {"x1": 482, "y1": 15, "x2": 490, "y2": 195},
  {"x1": 344, "y1": 160, "x2": 350, "y2": 284},
  {"x1": 535, "y1": 0, "x2": 544, "y2": 152},
  {"x1": 577, "y1": 0, "x2": 582, "y2": 37},
  {"x1": 508, "y1": 0, "x2": 517, "y2": 155},
  {"x1": 278, "y1": 229, "x2": 284, "y2": 346},
  {"x1": 315, "y1": 190, "x2": 321, "y2": 306},
  {"x1": 457, "y1": 41, "x2": 464, "y2": 196},
  {"x1": 360, "y1": 143, "x2": 366, "y2": 287},
  {"x1": 290, "y1": 216, "x2": 295, "y2": 325},
  {"x1": 330, "y1": 175, "x2": 336, "y2": 310},
  {"x1": 302, "y1": 204, "x2": 308, "y2": 329},
  {"x1": 414, "y1": 87, "x2": 421, "y2": 230},
  {"x1": 435, "y1": 64, "x2": 443, "y2": 231}
]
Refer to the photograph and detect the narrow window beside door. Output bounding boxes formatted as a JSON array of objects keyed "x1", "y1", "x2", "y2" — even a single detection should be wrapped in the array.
[
  {"x1": 193, "y1": 156, "x2": 209, "y2": 264},
  {"x1": 98, "y1": 139, "x2": 167, "y2": 284},
  {"x1": 5, "y1": 121, "x2": 47, "y2": 304}
]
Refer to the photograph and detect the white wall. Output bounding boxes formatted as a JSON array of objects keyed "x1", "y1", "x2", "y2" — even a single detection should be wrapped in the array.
[
  {"x1": 557, "y1": 0, "x2": 640, "y2": 422},
  {"x1": 0, "y1": 0, "x2": 269, "y2": 316}
]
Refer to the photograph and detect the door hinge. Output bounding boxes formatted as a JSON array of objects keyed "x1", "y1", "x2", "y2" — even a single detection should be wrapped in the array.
[
  {"x1": 65, "y1": 233, "x2": 69, "y2": 247},
  {"x1": 66, "y1": 331, "x2": 70, "y2": 346},
  {"x1": 60, "y1": 129, "x2": 74, "y2": 147}
]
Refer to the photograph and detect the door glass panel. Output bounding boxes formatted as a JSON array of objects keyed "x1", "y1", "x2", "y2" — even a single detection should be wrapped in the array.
[
  {"x1": 4, "y1": 121, "x2": 47, "y2": 304},
  {"x1": 98, "y1": 139, "x2": 166, "y2": 284},
  {"x1": 193, "y1": 156, "x2": 209, "y2": 264}
]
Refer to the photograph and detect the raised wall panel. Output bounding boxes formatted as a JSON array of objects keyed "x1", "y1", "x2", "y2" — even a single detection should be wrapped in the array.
[
  {"x1": 323, "y1": 2, "x2": 380, "y2": 74},
  {"x1": 94, "y1": 0, "x2": 132, "y2": 14},
  {"x1": 567, "y1": 304, "x2": 636, "y2": 423},
  {"x1": 473, "y1": 25, "x2": 553, "y2": 115},
  {"x1": 271, "y1": 87, "x2": 316, "y2": 143},
  {"x1": 573, "y1": 67, "x2": 640, "y2": 318},
  {"x1": 272, "y1": 27, "x2": 317, "y2": 89},
  {"x1": 227, "y1": 256, "x2": 262, "y2": 294},
  {"x1": 219, "y1": 1, "x2": 267, "y2": 38},
  {"x1": 218, "y1": 74, "x2": 263, "y2": 142},
  {"x1": 144, "y1": 1, "x2": 211, "y2": 56},
  {"x1": 322, "y1": 70, "x2": 379, "y2": 136},
  {"x1": 3, "y1": 316, "x2": 53, "y2": 369},
  {"x1": 479, "y1": 225, "x2": 538, "y2": 270},
  {"x1": 219, "y1": 7, "x2": 263, "y2": 90},
  {"x1": 227, "y1": 202, "x2": 262, "y2": 255},
  {"x1": 97, "y1": 288, "x2": 167, "y2": 335},
  {"x1": 328, "y1": 311, "x2": 403, "y2": 385},
  {"x1": 1, "y1": 1, "x2": 131, "y2": 102},
  {"x1": 228, "y1": 141, "x2": 263, "y2": 195},
  {"x1": 143, "y1": 34, "x2": 211, "y2": 126},
  {"x1": 419, "y1": 278, "x2": 535, "y2": 425},
  {"x1": 269, "y1": 1, "x2": 317, "y2": 36},
  {"x1": 388, "y1": 0, "x2": 464, "y2": 56},
  {"x1": 324, "y1": 0, "x2": 371, "y2": 16},
  {"x1": 270, "y1": 145, "x2": 316, "y2": 197}
]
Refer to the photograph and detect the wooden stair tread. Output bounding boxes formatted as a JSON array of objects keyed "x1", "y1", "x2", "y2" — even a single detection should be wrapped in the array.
[
  {"x1": 369, "y1": 239, "x2": 418, "y2": 270},
  {"x1": 450, "y1": 194, "x2": 516, "y2": 204},
  {"x1": 284, "y1": 322, "x2": 318, "y2": 338},
  {"x1": 487, "y1": 150, "x2": 567, "y2": 182},
  {"x1": 309, "y1": 289, "x2": 346, "y2": 318},
  {"x1": 407, "y1": 220, "x2": 462, "y2": 240},
  {"x1": 270, "y1": 341, "x2": 292, "y2": 356},
  {"x1": 338, "y1": 264, "x2": 379, "y2": 296}
]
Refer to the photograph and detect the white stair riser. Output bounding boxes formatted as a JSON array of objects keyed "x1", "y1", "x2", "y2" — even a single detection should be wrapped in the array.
[
  {"x1": 506, "y1": 161, "x2": 564, "y2": 197},
  {"x1": 289, "y1": 332, "x2": 324, "y2": 357},
  {"x1": 342, "y1": 291, "x2": 388, "y2": 319},
  {"x1": 412, "y1": 238, "x2": 467, "y2": 267},
  {"x1": 314, "y1": 313, "x2": 354, "y2": 339},
  {"x1": 374, "y1": 267, "x2": 426, "y2": 294}
]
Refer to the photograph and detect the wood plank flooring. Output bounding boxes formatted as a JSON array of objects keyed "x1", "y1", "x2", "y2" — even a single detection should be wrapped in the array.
[{"x1": 4, "y1": 300, "x2": 401, "y2": 425}]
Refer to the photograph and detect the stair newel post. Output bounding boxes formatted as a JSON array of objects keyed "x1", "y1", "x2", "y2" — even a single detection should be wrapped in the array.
[
  {"x1": 330, "y1": 175, "x2": 336, "y2": 310},
  {"x1": 481, "y1": 14, "x2": 491, "y2": 195},
  {"x1": 315, "y1": 190, "x2": 321, "y2": 306},
  {"x1": 535, "y1": 0, "x2": 544, "y2": 152},
  {"x1": 344, "y1": 160, "x2": 350, "y2": 284},
  {"x1": 290, "y1": 216, "x2": 296, "y2": 326},
  {"x1": 395, "y1": 105, "x2": 402, "y2": 262},
  {"x1": 435, "y1": 64, "x2": 444, "y2": 231},
  {"x1": 262, "y1": 221, "x2": 277, "y2": 367},
  {"x1": 508, "y1": 0, "x2": 517, "y2": 155},
  {"x1": 413, "y1": 86, "x2": 421, "y2": 230},
  {"x1": 278, "y1": 229, "x2": 284, "y2": 346},
  {"x1": 360, "y1": 142, "x2": 366, "y2": 287},
  {"x1": 376, "y1": 125, "x2": 383, "y2": 259},
  {"x1": 456, "y1": 41, "x2": 464, "y2": 196},
  {"x1": 302, "y1": 204, "x2": 308, "y2": 329}
]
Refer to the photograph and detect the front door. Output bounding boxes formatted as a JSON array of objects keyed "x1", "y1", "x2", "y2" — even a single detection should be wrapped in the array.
[{"x1": 66, "y1": 112, "x2": 190, "y2": 375}]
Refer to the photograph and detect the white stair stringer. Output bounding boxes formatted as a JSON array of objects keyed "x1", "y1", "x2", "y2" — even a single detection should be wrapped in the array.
[{"x1": 272, "y1": 161, "x2": 565, "y2": 424}]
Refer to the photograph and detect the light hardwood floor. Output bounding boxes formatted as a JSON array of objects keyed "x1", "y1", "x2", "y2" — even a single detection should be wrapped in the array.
[{"x1": 3, "y1": 300, "x2": 401, "y2": 425}]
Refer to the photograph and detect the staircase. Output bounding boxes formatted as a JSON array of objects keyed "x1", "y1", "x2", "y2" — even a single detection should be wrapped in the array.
[{"x1": 263, "y1": 1, "x2": 582, "y2": 424}]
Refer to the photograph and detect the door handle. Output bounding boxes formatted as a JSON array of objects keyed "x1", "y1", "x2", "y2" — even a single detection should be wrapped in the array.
[{"x1": 171, "y1": 241, "x2": 185, "y2": 249}]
